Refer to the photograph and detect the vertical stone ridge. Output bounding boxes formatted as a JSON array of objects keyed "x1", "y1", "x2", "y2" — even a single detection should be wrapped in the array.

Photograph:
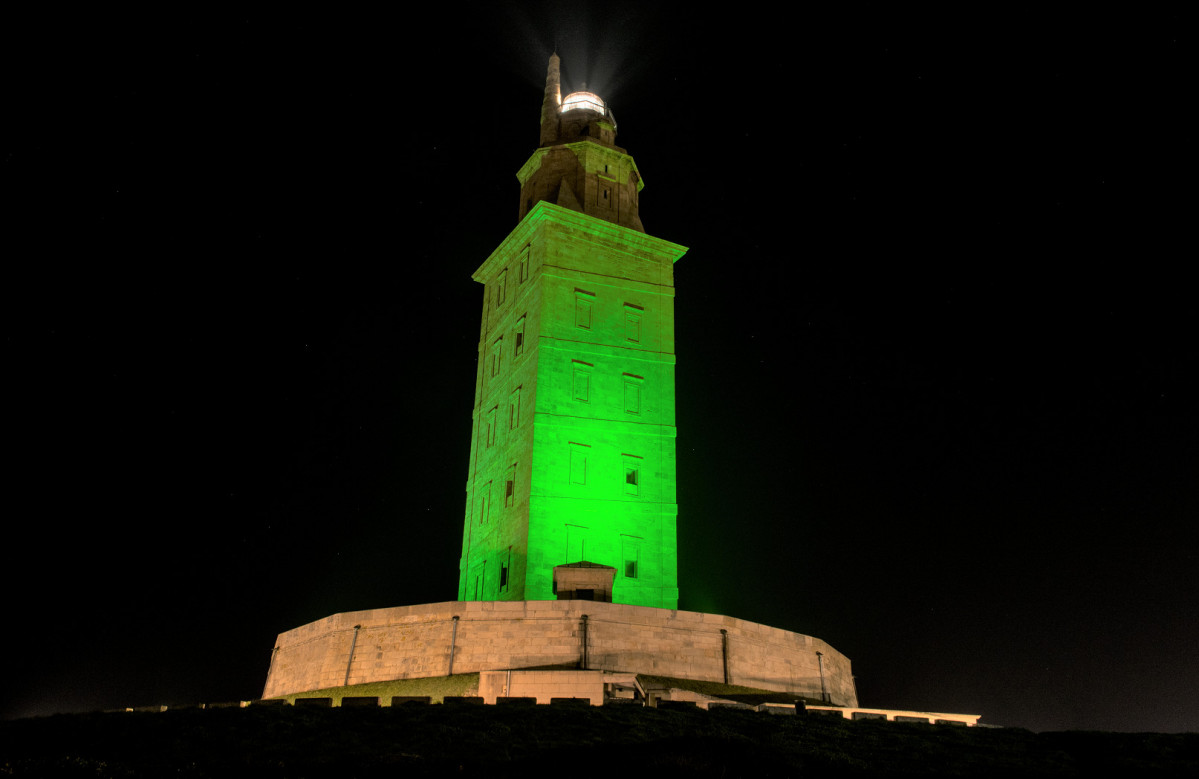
[{"x1": 539, "y1": 53, "x2": 561, "y2": 147}]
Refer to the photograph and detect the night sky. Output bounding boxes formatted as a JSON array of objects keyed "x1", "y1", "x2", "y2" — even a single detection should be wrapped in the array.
[{"x1": 5, "y1": 7, "x2": 1194, "y2": 732}]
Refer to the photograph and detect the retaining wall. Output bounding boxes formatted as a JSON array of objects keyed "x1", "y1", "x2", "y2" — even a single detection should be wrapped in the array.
[{"x1": 262, "y1": 600, "x2": 857, "y2": 707}]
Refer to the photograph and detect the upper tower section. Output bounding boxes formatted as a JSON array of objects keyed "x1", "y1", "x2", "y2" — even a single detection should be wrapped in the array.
[{"x1": 518, "y1": 54, "x2": 645, "y2": 232}]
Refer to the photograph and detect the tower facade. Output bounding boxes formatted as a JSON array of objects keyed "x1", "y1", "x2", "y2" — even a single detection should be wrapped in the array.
[{"x1": 459, "y1": 55, "x2": 686, "y2": 609}]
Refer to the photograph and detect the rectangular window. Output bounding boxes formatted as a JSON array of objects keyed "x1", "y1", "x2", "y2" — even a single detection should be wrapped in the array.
[
  {"x1": 574, "y1": 289, "x2": 595, "y2": 329},
  {"x1": 623, "y1": 373, "x2": 643, "y2": 415},
  {"x1": 486, "y1": 406, "x2": 497, "y2": 447},
  {"x1": 491, "y1": 337, "x2": 503, "y2": 377},
  {"x1": 623, "y1": 454, "x2": 643, "y2": 496},
  {"x1": 624, "y1": 383, "x2": 641, "y2": 415},
  {"x1": 622, "y1": 535, "x2": 642, "y2": 579},
  {"x1": 504, "y1": 465, "x2": 516, "y2": 507},
  {"x1": 569, "y1": 443, "x2": 590, "y2": 485},
  {"x1": 514, "y1": 315, "x2": 526, "y2": 357},
  {"x1": 496, "y1": 269, "x2": 508, "y2": 308},
  {"x1": 624, "y1": 303, "x2": 643, "y2": 343},
  {"x1": 519, "y1": 246, "x2": 530, "y2": 283},
  {"x1": 479, "y1": 482, "x2": 491, "y2": 525},
  {"x1": 572, "y1": 360, "x2": 593, "y2": 403},
  {"x1": 508, "y1": 386, "x2": 521, "y2": 430},
  {"x1": 500, "y1": 547, "x2": 510, "y2": 591}
]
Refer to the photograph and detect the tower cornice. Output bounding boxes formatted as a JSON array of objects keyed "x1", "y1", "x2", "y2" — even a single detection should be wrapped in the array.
[{"x1": 473, "y1": 202, "x2": 687, "y2": 284}]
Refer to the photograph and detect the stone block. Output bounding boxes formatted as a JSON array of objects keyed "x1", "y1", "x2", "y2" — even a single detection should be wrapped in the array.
[
  {"x1": 848, "y1": 704, "x2": 887, "y2": 719},
  {"x1": 295, "y1": 697, "x2": 333, "y2": 708},
  {"x1": 390, "y1": 696, "x2": 432, "y2": 706},
  {"x1": 808, "y1": 708, "x2": 848, "y2": 718},
  {"x1": 340, "y1": 696, "x2": 379, "y2": 708},
  {"x1": 757, "y1": 704, "x2": 797, "y2": 716}
]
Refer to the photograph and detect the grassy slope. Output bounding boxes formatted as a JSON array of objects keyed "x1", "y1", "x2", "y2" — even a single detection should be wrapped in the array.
[{"x1": 2, "y1": 705, "x2": 1197, "y2": 777}]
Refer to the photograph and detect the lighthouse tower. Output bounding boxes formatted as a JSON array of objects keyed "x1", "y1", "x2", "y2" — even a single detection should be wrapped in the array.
[
  {"x1": 263, "y1": 54, "x2": 861, "y2": 710},
  {"x1": 459, "y1": 54, "x2": 687, "y2": 609}
]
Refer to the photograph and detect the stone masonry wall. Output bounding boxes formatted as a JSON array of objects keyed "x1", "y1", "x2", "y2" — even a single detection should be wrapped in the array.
[
  {"x1": 262, "y1": 600, "x2": 857, "y2": 707},
  {"x1": 478, "y1": 669, "x2": 605, "y2": 705}
]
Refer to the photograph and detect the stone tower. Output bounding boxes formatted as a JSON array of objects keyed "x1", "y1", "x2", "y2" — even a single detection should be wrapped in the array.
[{"x1": 459, "y1": 54, "x2": 687, "y2": 609}]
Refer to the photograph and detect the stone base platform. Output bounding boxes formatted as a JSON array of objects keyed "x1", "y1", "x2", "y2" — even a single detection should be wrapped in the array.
[{"x1": 263, "y1": 600, "x2": 858, "y2": 707}]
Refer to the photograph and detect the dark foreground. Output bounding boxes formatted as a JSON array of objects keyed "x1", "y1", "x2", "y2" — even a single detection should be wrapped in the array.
[{"x1": 2, "y1": 704, "x2": 1196, "y2": 777}]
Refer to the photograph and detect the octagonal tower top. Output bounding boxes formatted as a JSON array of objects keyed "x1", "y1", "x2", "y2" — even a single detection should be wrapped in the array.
[{"x1": 521, "y1": 54, "x2": 643, "y2": 231}]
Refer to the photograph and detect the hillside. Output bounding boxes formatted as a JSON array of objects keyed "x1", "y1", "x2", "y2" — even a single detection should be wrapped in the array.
[{"x1": 2, "y1": 703, "x2": 1196, "y2": 777}]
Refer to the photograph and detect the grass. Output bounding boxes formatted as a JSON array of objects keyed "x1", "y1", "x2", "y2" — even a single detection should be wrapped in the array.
[{"x1": 2, "y1": 702, "x2": 1196, "y2": 777}]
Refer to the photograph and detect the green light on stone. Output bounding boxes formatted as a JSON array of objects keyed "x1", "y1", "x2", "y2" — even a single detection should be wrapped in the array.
[{"x1": 459, "y1": 201, "x2": 686, "y2": 610}]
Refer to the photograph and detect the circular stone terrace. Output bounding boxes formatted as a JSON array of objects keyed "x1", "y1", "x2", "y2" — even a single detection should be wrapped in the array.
[{"x1": 262, "y1": 600, "x2": 857, "y2": 707}]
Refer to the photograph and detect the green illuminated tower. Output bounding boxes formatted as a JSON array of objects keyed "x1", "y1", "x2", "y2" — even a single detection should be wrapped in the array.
[{"x1": 459, "y1": 54, "x2": 686, "y2": 609}]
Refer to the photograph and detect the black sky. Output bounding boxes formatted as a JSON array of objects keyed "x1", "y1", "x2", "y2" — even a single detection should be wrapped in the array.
[{"x1": 4, "y1": 6, "x2": 1194, "y2": 732}]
